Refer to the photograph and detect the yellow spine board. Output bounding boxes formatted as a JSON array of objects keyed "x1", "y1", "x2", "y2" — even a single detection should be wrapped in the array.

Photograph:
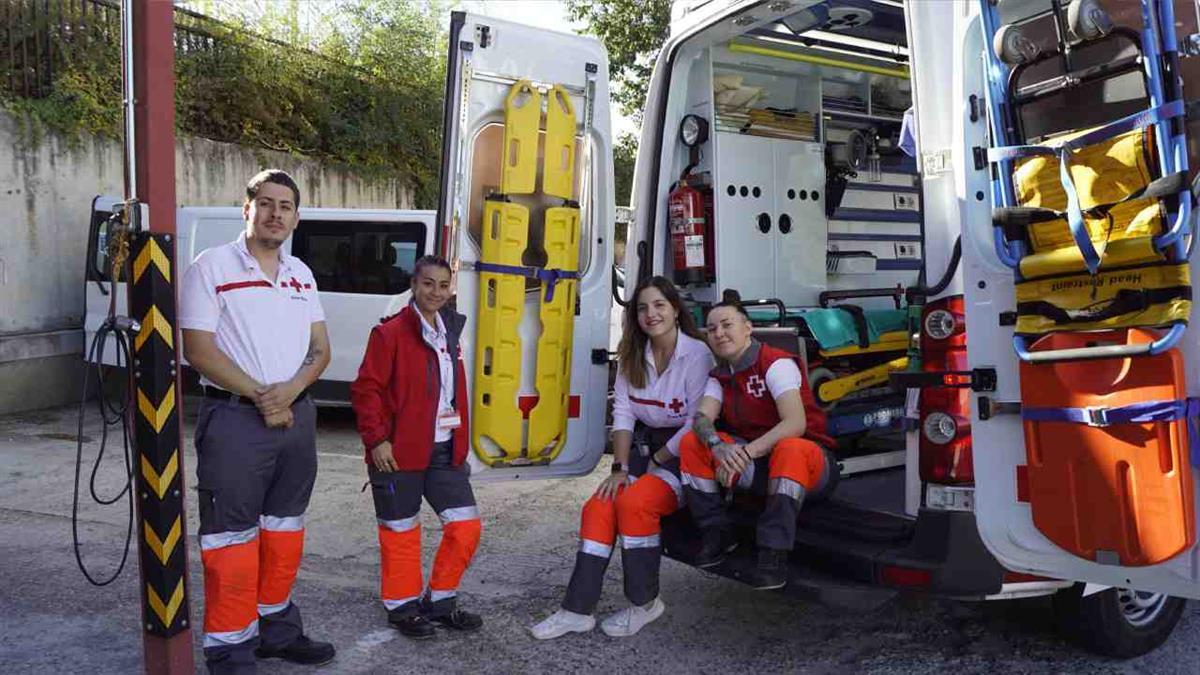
[
  {"x1": 542, "y1": 85, "x2": 577, "y2": 200},
  {"x1": 473, "y1": 201, "x2": 530, "y2": 463},
  {"x1": 527, "y1": 85, "x2": 581, "y2": 462},
  {"x1": 818, "y1": 330, "x2": 910, "y2": 358},
  {"x1": 527, "y1": 207, "x2": 581, "y2": 459},
  {"x1": 817, "y1": 356, "x2": 909, "y2": 404},
  {"x1": 500, "y1": 81, "x2": 542, "y2": 195}
]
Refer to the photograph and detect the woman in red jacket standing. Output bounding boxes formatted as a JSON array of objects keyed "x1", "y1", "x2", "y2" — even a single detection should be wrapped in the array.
[{"x1": 351, "y1": 255, "x2": 482, "y2": 640}]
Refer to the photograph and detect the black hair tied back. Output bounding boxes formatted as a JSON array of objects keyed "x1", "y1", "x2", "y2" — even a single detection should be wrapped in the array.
[{"x1": 712, "y1": 288, "x2": 750, "y2": 320}]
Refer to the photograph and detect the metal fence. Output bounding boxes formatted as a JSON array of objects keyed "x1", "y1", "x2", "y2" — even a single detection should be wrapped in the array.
[{"x1": 0, "y1": 0, "x2": 350, "y2": 99}]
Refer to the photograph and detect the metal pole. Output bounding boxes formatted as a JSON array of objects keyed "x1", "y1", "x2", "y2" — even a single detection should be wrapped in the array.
[
  {"x1": 121, "y1": 0, "x2": 137, "y2": 201},
  {"x1": 126, "y1": 0, "x2": 193, "y2": 673}
]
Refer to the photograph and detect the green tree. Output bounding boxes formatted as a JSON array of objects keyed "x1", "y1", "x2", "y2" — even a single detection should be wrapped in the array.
[
  {"x1": 614, "y1": 130, "x2": 638, "y2": 210},
  {"x1": 564, "y1": 0, "x2": 672, "y2": 125}
]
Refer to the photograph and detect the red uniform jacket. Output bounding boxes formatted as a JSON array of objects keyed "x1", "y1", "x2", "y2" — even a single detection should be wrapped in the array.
[
  {"x1": 351, "y1": 305, "x2": 470, "y2": 470},
  {"x1": 712, "y1": 340, "x2": 834, "y2": 449}
]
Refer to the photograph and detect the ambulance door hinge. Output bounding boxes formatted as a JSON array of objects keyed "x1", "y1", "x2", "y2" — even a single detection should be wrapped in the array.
[
  {"x1": 575, "y1": 294, "x2": 581, "y2": 316},
  {"x1": 972, "y1": 146, "x2": 988, "y2": 171},
  {"x1": 460, "y1": 40, "x2": 474, "y2": 53},
  {"x1": 968, "y1": 94, "x2": 981, "y2": 123},
  {"x1": 475, "y1": 25, "x2": 491, "y2": 49},
  {"x1": 998, "y1": 311, "x2": 1017, "y2": 326},
  {"x1": 890, "y1": 367, "x2": 996, "y2": 392},
  {"x1": 591, "y1": 349, "x2": 611, "y2": 365},
  {"x1": 977, "y1": 396, "x2": 1020, "y2": 421}
]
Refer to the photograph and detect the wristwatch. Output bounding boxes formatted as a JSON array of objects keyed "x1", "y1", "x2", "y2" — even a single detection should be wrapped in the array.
[{"x1": 611, "y1": 461, "x2": 625, "y2": 474}]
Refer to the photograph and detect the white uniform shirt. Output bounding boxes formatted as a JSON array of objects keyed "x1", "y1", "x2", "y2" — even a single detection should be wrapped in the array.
[
  {"x1": 611, "y1": 332, "x2": 715, "y2": 456},
  {"x1": 417, "y1": 308, "x2": 457, "y2": 443},
  {"x1": 179, "y1": 232, "x2": 325, "y2": 387},
  {"x1": 703, "y1": 358, "x2": 803, "y2": 403}
]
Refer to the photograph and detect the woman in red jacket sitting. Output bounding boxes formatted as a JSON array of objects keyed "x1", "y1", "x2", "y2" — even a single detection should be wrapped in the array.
[
  {"x1": 681, "y1": 289, "x2": 836, "y2": 590},
  {"x1": 351, "y1": 255, "x2": 482, "y2": 640}
]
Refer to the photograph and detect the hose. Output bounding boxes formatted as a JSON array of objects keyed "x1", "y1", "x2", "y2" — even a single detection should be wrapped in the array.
[{"x1": 71, "y1": 217, "x2": 137, "y2": 586}]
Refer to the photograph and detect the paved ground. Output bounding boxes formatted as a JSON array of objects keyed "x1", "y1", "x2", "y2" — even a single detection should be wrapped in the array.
[{"x1": 1, "y1": 403, "x2": 1198, "y2": 674}]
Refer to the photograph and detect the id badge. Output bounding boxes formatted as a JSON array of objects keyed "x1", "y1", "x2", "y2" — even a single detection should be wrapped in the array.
[{"x1": 437, "y1": 412, "x2": 462, "y2": 430}]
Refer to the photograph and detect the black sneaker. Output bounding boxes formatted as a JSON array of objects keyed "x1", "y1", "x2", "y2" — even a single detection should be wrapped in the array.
[
  {"x1": 693, "y1": 529, "x2": 732, "y2": 569},
  {"x1": 389, "y1": 613, "x2": 437, "y2": 640},
  {"x1": 254, "y1": 635, "x2": 336, "y2": 665},
  {"x1": 745, "y1": 548, "x2": 789, "y2": 590},
  {"x1": 429, "y1": 607, "x2": 483, "y2": 631}
]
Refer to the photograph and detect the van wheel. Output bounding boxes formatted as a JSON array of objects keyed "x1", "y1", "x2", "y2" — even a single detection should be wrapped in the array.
[{"x1": 1051, "y1": 583, "x2": 1185, "y2": 657}]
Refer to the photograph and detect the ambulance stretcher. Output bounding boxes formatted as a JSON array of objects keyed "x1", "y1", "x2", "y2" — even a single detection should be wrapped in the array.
[{"x1": 978, "y1": 0, "x2": 1199, "y2": 566}]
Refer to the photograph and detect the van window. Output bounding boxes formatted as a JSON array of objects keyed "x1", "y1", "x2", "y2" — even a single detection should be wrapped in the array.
[{"x1": 291, "y1": 220, "x2": 428, "y2": 295}]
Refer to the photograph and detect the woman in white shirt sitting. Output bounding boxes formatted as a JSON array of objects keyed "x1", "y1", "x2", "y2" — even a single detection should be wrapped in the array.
[{"x1": 531, "y1": 276, "x2": 713, "y2": 639}]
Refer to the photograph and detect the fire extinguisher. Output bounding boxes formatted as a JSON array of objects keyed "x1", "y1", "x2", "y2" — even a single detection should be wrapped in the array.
[{"x1": 668, "y1": 172, "x2": 714, "y2": 286}]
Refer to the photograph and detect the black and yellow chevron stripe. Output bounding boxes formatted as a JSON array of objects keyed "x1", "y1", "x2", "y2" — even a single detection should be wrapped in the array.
[{"x1": 130, "y1": 233, "x2": 191, "y2": 636}]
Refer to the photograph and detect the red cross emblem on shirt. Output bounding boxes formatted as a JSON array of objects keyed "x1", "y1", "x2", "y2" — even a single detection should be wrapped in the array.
[
  {"x1": 667, "y1": 398, "x2": 685, "y2": 414},
  {"x1": 746, "y1": 375, "x2": 767, "y2": 398},
  {"x1": 286, "y1": 276, "x2": 304, "y2": 293}
]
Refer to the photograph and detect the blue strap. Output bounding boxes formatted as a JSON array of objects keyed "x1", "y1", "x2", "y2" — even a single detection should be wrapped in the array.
[
  {"x1": 474, "y1": 261, "x2": 579, "y2": 302},
  {"x1": 987, "y1": 100, "x2": 1186, "y2": 276},
  {"x1": 1021, "y1": 398, "x2": 1196, "y2": 426},
  {"x1": 1024, "y1": 398, "x2": 1200, "y2": 469},
  {"x1": 986, "y1": 100, "x2": 1186, "y2": 164}
]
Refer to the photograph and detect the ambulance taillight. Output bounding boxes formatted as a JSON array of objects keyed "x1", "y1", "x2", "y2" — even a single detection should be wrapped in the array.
[{"x1": 917, "y1": 295, "x2": 973, "y2": 484}]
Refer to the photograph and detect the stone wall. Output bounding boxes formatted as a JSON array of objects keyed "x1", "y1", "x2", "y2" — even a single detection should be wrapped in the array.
[{"x1": 0, "y1": 110, "x2": 418, "y2": 414}]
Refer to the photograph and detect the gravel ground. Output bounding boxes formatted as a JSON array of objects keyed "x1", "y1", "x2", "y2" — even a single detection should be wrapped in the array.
[{"x1": 0, "y1": 403, "x2": 1197, "y2": 674}]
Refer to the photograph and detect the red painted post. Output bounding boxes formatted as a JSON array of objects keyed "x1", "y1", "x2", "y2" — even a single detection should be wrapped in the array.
[{"x1": 130, "y1": 1, "x2": 194, "y2": 673}]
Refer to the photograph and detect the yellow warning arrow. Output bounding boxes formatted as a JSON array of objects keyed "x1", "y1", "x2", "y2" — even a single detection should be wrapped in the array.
[
  {"x1": 147, "y1": 579, "x2": 185, "y2": 627},
  {"x1": 135, "y1": 306, "x2": 174, "y2": 352},
  {"x1": 141, "y1": 452, "x2": 178, "y2": 500},
  {"x1": 144, "y1": 516, "x2": 182, "y2": 565},
  {"x1": 137, "y1": 386, "x2": 175, "y2": 434},
  {"x1": 133, "y1": 236, "x2": 171, "y2": 284}
]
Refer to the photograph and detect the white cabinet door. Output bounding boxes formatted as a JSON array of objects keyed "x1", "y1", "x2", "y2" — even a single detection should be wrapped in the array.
[
  {"x1": 713, "y1": 132, "x2": 777, "y2": 301},
  {"x1": 774, "y1": 141, "x2": 827, "y2": 306}
]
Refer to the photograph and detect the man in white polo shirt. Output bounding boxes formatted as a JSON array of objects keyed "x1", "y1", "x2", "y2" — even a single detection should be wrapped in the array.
[{"x1": 180, "y1": 170, "x2": 334, "y2": 674}]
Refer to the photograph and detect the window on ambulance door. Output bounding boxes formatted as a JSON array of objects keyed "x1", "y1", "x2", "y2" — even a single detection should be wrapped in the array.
[
  {"x1": 291, "y1": 220, "x2": 428, "y2": 295},
  {"x1": 466, "y1": 122, "x2": 593, "y2": 287}
]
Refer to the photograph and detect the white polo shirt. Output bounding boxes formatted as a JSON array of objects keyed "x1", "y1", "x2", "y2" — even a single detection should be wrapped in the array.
[
  {"x1": 179, "y1": 232, "x2": 325, "y2": 387},
  {"x1": 611, "y1": 331, "x2": 714, "y2": 456},
  {"x1": 418, "y1": 308, "x2": 457, "y2": 443}
]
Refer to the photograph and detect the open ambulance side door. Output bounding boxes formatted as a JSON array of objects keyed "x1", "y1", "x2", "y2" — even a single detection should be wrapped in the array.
[
  {"x1": 435, "y1": 12, "x2": 616, "y2": 481},
  {"x1": 910, "y1": 1, "x2": 1200, "y2": 600}
]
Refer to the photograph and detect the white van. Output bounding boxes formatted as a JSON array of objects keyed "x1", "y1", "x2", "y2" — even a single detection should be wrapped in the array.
[
  {"x1": 434, "y1": 0, "x2": 1200, "y2": 657},
  {"x1": 84, "y1": 197, "x2": 436, "y2": 403}
]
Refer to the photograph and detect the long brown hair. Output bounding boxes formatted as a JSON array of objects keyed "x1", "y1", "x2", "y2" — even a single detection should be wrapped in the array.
[{"x1": 617, "y1": 276, "x2": 703, "y2": 389}]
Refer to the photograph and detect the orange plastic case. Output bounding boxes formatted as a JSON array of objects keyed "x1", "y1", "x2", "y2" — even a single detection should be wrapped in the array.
[{"x1": 1019, "y1": 329, "x2": 1195, "y2": 566}]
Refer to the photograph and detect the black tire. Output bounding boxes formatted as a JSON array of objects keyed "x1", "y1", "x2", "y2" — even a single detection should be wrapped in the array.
[{"x1": 1052, "y1": 583, "x2": 1186, "y2": 658}]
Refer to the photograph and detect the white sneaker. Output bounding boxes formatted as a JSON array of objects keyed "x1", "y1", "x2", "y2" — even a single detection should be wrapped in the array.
[
  {"x1": 529, "y1": 608, "x2": 595, "y2": 640},
  {"x1": 600, "y1": 597, "x2": 665, "y2": 637}
]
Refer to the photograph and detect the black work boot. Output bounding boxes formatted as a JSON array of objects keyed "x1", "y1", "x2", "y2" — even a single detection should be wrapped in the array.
[
  {"x1": 430, "y1": 607, "x2": 483, "y2": 631},
  {"x1": 693, "y1": 528, "x2": 733, "y2": 569},
  {"x1": 389, "y1": 610, "x2": 437, "y2": 640},
  {"x1": 746, "y1": 547, "x2": 790, "y2": 590},
  {"x1": 254, "y1": 635, "x2": 336, "y2": 665}
]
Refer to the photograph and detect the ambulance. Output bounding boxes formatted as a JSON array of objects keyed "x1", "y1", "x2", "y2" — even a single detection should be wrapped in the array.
[{"x1": 435, "y1": 0, "x2": 1200, "y2": 657}]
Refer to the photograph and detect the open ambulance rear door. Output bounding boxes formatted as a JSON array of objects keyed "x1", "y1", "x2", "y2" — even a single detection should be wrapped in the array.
[
  {"x1": 435, "y1": 12, "x2": 616, "y2": 480},
  {"x1": 918, "y1": 1, "x2": 1200, "y2": 601}
]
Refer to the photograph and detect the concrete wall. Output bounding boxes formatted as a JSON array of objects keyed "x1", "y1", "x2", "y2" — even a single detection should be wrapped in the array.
[{"x1": 0, "y1": 110, "x2": 418, "y2": 414}]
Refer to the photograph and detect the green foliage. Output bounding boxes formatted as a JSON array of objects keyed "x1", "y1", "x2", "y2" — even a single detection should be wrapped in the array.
[
  {"x1": 2, "y1": 0, "x2": 448, "y2": 207},
  {"x1": 564, "y1": 0, "x2": 672, "y2": 125},
  {"x1": 614, "y1": 130, "x2": 638, "y2": 208}
]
